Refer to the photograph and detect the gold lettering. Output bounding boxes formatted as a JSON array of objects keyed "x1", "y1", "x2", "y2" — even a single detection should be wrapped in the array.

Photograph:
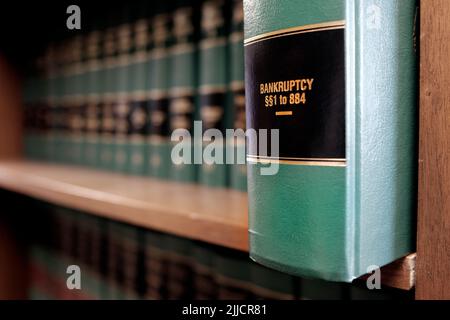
[{"x1": 259, "y1": 78, "x2": 315, "y2": 94}]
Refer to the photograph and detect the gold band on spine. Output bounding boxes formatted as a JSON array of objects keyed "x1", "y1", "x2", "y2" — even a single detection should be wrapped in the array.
[
  {"x1": 247, "y1": 157, "x2": 347, "y2": 168},
  {"x1": 244, "y1": 20, "x2": 345, "y2": 46},
  {"x1": 247, "y1": 155, "x2": 347, "y2": 167}
]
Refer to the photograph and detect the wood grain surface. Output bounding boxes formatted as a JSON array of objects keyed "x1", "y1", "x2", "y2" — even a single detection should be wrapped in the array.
[{"x1": 417, "y1": 0, "x2": 450, "y2": 300}]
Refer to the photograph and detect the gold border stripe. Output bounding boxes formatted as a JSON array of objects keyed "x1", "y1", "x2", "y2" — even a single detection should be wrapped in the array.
[
  {"x1": 247, "y1": 157, "x2": 347, "y2": 168},
  {"x1": 244, "y1": 20, "x2": 346, "y2": 45},
  {"x1": 247, "y1": 155, "x2": 346, "y2": 162}
]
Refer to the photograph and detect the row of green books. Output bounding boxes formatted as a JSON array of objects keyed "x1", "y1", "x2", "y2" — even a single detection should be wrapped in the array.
[
  {"x1": 26, "y1": 200, "x2": 412, "y2": 300},
  {"x1": 22, "y1": 0, "x2": 247, "y2": 191}
]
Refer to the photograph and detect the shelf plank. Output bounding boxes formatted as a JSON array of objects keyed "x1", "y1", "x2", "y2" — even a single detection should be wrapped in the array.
[
  {"x1": 0, "y1": 161, "x2": 416, "y2": 290},
  {"x1": 0, "y1": 161, "x2": 249, "y2": 251},
  {"x1": 417, "y1": 0, "x2": 450, "y2": 300}
]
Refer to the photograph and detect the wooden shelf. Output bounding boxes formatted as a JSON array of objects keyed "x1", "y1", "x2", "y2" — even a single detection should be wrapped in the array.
[
  {"x1": 0, "y1": 160, "x2": 416, "y2": 290},
  {"x1": 0, "y1": 161, "x2": 248, "y2": 251}
]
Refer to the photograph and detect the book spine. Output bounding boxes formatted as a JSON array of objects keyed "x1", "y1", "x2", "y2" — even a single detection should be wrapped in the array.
[
  {"x1": 39, "y1": 52, "x2": 50, "y2": 162},
  {"x1": 76, "y1": 213, "x2": 103, "y2": 300},
  {"x1": 23, "y1": 76, "x2": 37, "y2": 160},
  {"x1": 244, "y1": 0, "x2": 417, "y2": 282},
  {"x1": 228, "y1": 0, "x2": 246, "y2": 191},
  {"x1": 198, "y1": 0, "x2": 230, "y2": 188},
  {"x1": 83, "y1": 28, "x2": 102, "y2": 169},
  {"x1": 167, "y1": 0, "x2": 199, "y2": 183},
  {"x1": 99, "y1": 19, "x2": 118, "y2": 172},
  {"x1": 147, "y1": 3, "x2": 172, "y2": 179},
  {"x1": 128, "y1": 3, "x2": 151, "y2": 176},
  {"x1": 113, "y1": 8, "x2": 133, "y2": 174},
  {"x1": 144, "y1": 231, "x2": 169, "y2": 299},
  {"x1": 163, "y1": 234, "x2": 194, "y2": 299},
  {"x1": 192, "y1": 243, "x2": 218, "y2": 299},
  {"x1": 106, "y1": 221, "x2": 126, "y2": 299},
  {"x1": 68, "y1": 36, "x2": 85, "y2": 166},
  {"x1": 45, "y1": 45, "x2": 58, "y2": 163},
  {"x1": 114, "y1": 20, "x2": 132, "y2": 173},
  {"x1": 214, "y1": 248, "x2": 253, "y2": 300},
  {"x1": 120, "y1": 224, "x2": 141, "y2": 300},
  {"x1": 59, "y1": 44, "x2": 72, "y2": 165}
]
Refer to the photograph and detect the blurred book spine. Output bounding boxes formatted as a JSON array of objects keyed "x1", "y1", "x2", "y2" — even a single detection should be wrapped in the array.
[
  {"x1": 99, "y1": 13, "x2": 118, "y2": 172},
  {"x1": 127, "y1": 1, "x2": 151, "y2": 176},
  {"x1": 168, "y1": 0, "x2": 199, "y2": 183},
  {"x1": 198, "y1": 0, "x2": 230, "y2": 188},
  {"x1": 113, "y1": 7, "x2": 133, "y2": 173},
  {"x1": 147, "y1": 2, "x2": 171, "y2": 179},
  {"x1": 228, "y1": 0, "x2": 246, "y2": 191},
  {"x1": 23, "y1": 201, "x2": 413, "y2": 301},
  {"x1": 83, "y1": 24, "x2": 103, "y2": 169}
]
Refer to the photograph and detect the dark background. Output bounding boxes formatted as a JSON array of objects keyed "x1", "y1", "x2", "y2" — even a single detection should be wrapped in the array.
[{"x1": 0, "y1": 1, "x2": 119, "y2": 75}]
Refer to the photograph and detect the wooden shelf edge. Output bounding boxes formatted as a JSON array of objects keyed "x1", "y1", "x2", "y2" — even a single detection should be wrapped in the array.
[{"x1": 0, "y1": 161, "x2": 249, "y2": 252}]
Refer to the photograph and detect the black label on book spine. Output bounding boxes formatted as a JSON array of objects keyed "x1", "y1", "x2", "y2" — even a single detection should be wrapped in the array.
[
  {"x1": 148, "y1": 97, "x2": 170, "y2": 137},
  {"x1": 245, "y1": 25, "x2": 346, "y2": 162},
  {"x1": 129, "y1": 100, "x2": 149, "y2": 136},
  {"x1": 232, "y1": 87, "x2": 246, "y2": 130},
  {"x1": 169, "y1": 95, "x2": 195, "y2": 133},
  {"x1": 200, "y1": 92, "x2": 226, "y2": 133}
]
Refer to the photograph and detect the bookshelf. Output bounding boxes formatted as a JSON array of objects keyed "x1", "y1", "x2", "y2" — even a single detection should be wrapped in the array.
[
  {"x1": 0, "y1": 160, "x2": 416, "y2": 290},
  {"x1": 0, "y1": 0, "x2": 449, "y2": 300},
  {"x1": 0, "y1": 161, "x2": 248, "y2": 251}
]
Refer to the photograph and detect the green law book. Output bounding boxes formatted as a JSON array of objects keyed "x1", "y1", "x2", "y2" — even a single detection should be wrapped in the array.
[
  {"x1": 58, "y1": 40, "x2": 76, "y2": 165},
  {"x1": 83, "y1": 27, "x2": 103, "y2": 169},
  {"x1": 99, "y1": 13, "x2": 119, "y2": 172},
  {"x1": 29, "y1": 236, "x2": 53, "y2": 299},
  {"x1": 228, "y1": 0, "x2": 247, "y2": 191},
  {"x1": 146, "y1": 2, "x2": 172, "y2": 179},
  {"x1": 36, "y1": 73, "x2": 49, "y2": 161},
  {"x1": 198, "y1": 0, "x2": 230, "y2": 187},
  {"x1": 144, "y1": 230, "x2": 169, "y2": 299},
  {"x1": 37, "y1": 50, "x2": 53, "y2": 163},
  {"x1": 43, "y1": 46, "x2": 59, "y2": 163},
  {"x1": 75, "y1": 213, "x2": 104, "y2": 300},
  {"x1": 244, "y1": 0, "x2": 417, "y2": 282},
  {"x1": 27, "y1": 73, "x2": 39, "y2": 160},
  {"x1": 113, "y1": 5, "x2": 134, "y2": 174},
  {"x1": 117, "y1": 223, "x2": 141, "y2": 300},
  {"x1": 23, "y1": 76, "x2": 38, "y2": 160},
  {"x1": 167, "y1": 0, "x2": 200, "y2": 183},
  {"x1": 127, "y1": 1, "x2": 151, "y2": 176},
  {"x1": 192, "y1": 242, "x2": 218, "y2": 299},
  {"x1": 105, "y1": 220, "x2": 127, "y2": 300},
  {"x1": 214, "y1": 248, "x2": 253, "y2": 300},
  {"x1": 163, "y1": 234, "x2": 194, "y2": 299},
  {"x1": 67, "y1": 36, "x2": 85, "y2": 166},
  {"x1": 51, "y1": 206, "x2": 80, "y2": 299}
]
